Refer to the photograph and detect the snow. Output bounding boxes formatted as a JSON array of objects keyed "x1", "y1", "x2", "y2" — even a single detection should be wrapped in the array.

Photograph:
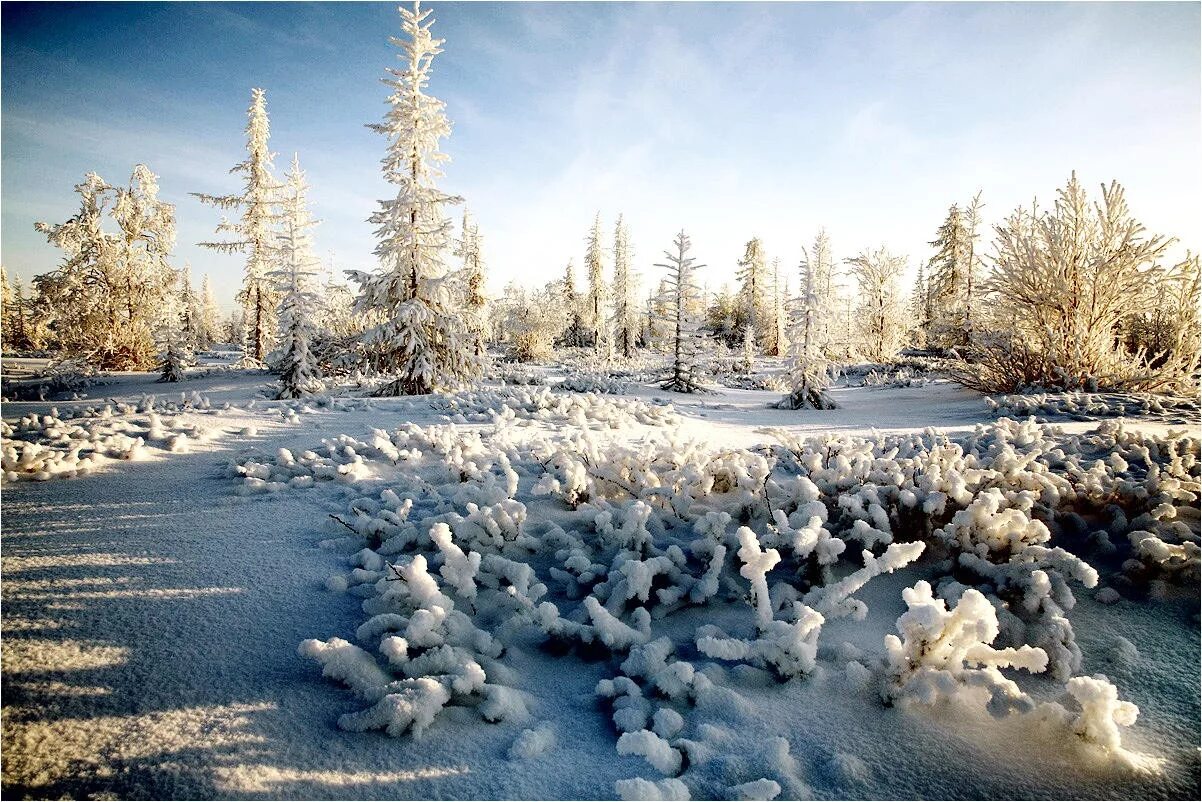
[
  {"x1": 507, "y1": 725, "x2": 556, "y2": 760},
  {"x1": 2, "y1": 362, "x2": 1199, "y2": 799}
]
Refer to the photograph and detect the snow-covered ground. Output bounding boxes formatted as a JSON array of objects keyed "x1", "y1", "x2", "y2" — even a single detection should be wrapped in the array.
[{"x1": 2, "y1": 362, "x2": 1198, "y2": 800}]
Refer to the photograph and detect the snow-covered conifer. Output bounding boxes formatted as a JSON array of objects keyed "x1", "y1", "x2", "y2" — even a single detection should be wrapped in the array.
[
  {"x1": 657, "y1": 230, "x2": 706, "y2": 393},
  {"x1": 454, "y1": 208, "x2": 490, "y2": 359},
  {"x1": 155, "y1": 268, "x2": 191, "y2": 382},
  {"x1": 910, "y1": 263, "x2": 930, "y2": 348},
  {"x1": 925, "y1": 203, "x2": 970, "y2": 349},
  {"x1": 559, "y1": 259, "x2": 586, "y2": 348},
  {"x1": 193, "y1": 88, "x2": 283, "y2": 366},
  {"x1": 962, "y1": 191, "x2": 984, "y2": 345},
  {"x1": 611, "y1": 214, "x2": 638, "y2": 359},
  {"x1": 179, "y1": 264, "x2": 200, "y2": 357},
  {"x1": 846, "y1": 247, "x2": 908, "y2": 362},
  {"x1": 0, "y1": 268, "x2": 11, "y2": 309},
  {"x1": 768, "y1": 257, "x2": 786, "y2": 357},
  {"x1": 736, "y1": 237, "x2": 767, "y2": 366},
  {"x1": 1, "y1": 268, "x2": 23, "y2": 353},
  {"x1": 740, "y1": 321, "x2": 756, "y2": 374},
  {"x1": 808, "y1": 229, "x2": 835, "y2": 347},
  {"x1": 269, "y1": 154, "x2": 323, "y2": 398},
  {"x1": 704, "y1": 284, "x2": 739, "y2": 347},
  {"x1": 585, "y1": 213, "x2": 609, "y2": 355},
  {"x1": 226, "y1": 308, "x2": 246, "y2": 348},
  {"x1": 645, "y1": 280, "x2": 672, "y2": 351},
  {"x1": 198, "y1": 274, "x2": 221, "y2": 350},
  {"x1": 348, "y1": 1, "x2": 478, "y2": 396},
  {"x1": 777, "y1": 243, "x2": 835, "y2": 409}
]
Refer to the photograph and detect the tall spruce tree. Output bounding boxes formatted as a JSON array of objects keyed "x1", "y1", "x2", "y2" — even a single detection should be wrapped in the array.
[
  {"x1": 455, "y1": 208, "x2": 489, "y2": 359},
  {"x1": 348, "y1": 0, "x2": 477, "y2": 396},
  {"x1": 736, "y1": 237, "x2": 767, "y2": 370},
  {"x1": 270, "y1": 154, "x2": 323, "y2": 398},
  {"x1": 611, "y1": 214, "x2": 638, "y2": 359},
  {"x1": 769, "y1": 256, "x2": 786, "y2": 357},
  {"x1": 559, "y1": 259, "x2": 586, "y2": 347},
  {"x1": 194, "y1": 88, "x2": 283, "y2": 365},
  {"x1": 585, "y1": 212, "x2": 608, "y2": 355},
  {"x1": 199, "y1": 274, "x2": 221, "y2": 350}
]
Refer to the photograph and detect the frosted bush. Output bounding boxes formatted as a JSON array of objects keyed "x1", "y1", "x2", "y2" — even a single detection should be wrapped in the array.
[
  {"x1": 228, "y1": 400, "x2": 1194, "y2": 774},
  {"x1": 2, "y1": 399, "x2": 221, "y2": 482},
  {"x1": 617, "y1": 729, "x2": 683, "y2": 775},
  {"x1": 558, "y1": 372, "x2": 631, "y2": 394},
  {"x1": 883, "y1": 580, "x2": 1049, "y2": 716},
  {"x1": 987, "y1": 391, "x2": 1199, "y2": 424}
]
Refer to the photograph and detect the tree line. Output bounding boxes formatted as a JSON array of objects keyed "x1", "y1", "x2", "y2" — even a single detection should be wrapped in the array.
[{"x1": 2, "y1": 0, "x2": 1197, "y2": 404}]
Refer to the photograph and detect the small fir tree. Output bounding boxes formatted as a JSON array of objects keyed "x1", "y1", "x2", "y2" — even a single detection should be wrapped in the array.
[
  {"x1": 657, "y1": 230, "x2": 707, "y2": 393},
  {"x1": 270, "y1": 155, "x2": 323, "y2": 398}
]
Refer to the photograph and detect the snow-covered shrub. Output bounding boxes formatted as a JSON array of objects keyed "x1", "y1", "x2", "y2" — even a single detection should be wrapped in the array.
[
  {"x1": 859, "y1": 365, "x2": 932, "y2": 389},
  {"x1": 557, "y1": 372, "x2": 630, "y2": 395},
  {"x1": 2, "y1": 399, "x2": 221, "y2": 482},
  {"x1": 229, "y1": 403, "x2": 1193, "y2": 779},
  {"x1": 722, "y1": 373, "x2": 789, "y2": 392},
  {"x1": 883, "y1": 580, "x2": 1049, "y2": 716},
  {"x1": 1, "y1": 357, "x2": 104, "y2": 402},
  {"x1": 491, "y1": 365, "x2": 547, "y2": 386},
  {"x1": 963, "y1": 175, "x2": 1200, "y2": 396},
  {"x1": 614, "y1": 777, "x2": 691, "y2": 801},
  {"x1": 986, "y1": 391, "x2": 1200, "y2": 424}
]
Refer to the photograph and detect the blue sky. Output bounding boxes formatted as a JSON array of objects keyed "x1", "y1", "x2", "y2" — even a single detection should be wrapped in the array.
[{"x1": 3, "y1": 1, "x2": 1199, "y2": 312}]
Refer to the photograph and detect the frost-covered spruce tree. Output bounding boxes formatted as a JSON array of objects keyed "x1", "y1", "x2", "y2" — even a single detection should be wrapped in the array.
[
  {"x1": 0, "y1": 267, "x2": 15, "y2": 351},
  {"x1": 910, "y1": 263, "x2": 930, "y2": 348},
  {"x1": 777, "y1": 244, "x2": 835, "y2": 409},
  {"x1": 198, "y1": 274, "x2": 221, "y2": 350},
  {"x1": 559, "y1": 259, "x2": 587, "y2": 348},
  {"x1": 155, "y1": 269, "x2": 191, "y2": 382},
  {"x1": 611, "y1": 214, "x2": 639, "y2": 359},
  {"x1": 585, "y1": 212, "x2": 609, "y2": 355},
  {"x1": 348, "y1": 1, "x2": 476, "y2": 396},
  {"x1": 962, "y1": 191, "x2": 984, "y2": 345},
  {"x1": 847, "y1": 247, "x2": 908, "y2": 362},
  {"x1": 809, "y1": 228, "x2": 836, "y2": 351},
  {"x1": 194, "y1": 88, "x2": 283, "y2": 366},
  {"x1": 454, "y1": 208, "x2": 489, "y2": 358},
  {"x1": 269, "y1": 155, "x2": 323, "y2": 398},
  {"x1": 226, "y1": 308, "x2": 246, "y2": 346},
  {"x1": 740, "y1": 318, "x2": 757, "y2": 373},
  {"x1": 768, "y1": 257, "x2": 786, "y2": 357},
  {"x1": 924, "y1": 192, "x2": 984, "y2": 351},
  {"x1": 925, "y1": 203, "x2": 970, "y2": 349},
  {"x1": 657, "y1": 230, "x2": 707, "y2": 393},
  {"x1": 736, "y1": 237, "x2": 767, "y2": 364},
  {"x1": 179, "y1": 264, "x2": 200, "y2": 357}
]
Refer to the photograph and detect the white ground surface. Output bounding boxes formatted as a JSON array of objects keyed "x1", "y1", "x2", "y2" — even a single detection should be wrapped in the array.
[{"x1": 2, "y1": 363, "x2": 1198, "y2": 800}]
